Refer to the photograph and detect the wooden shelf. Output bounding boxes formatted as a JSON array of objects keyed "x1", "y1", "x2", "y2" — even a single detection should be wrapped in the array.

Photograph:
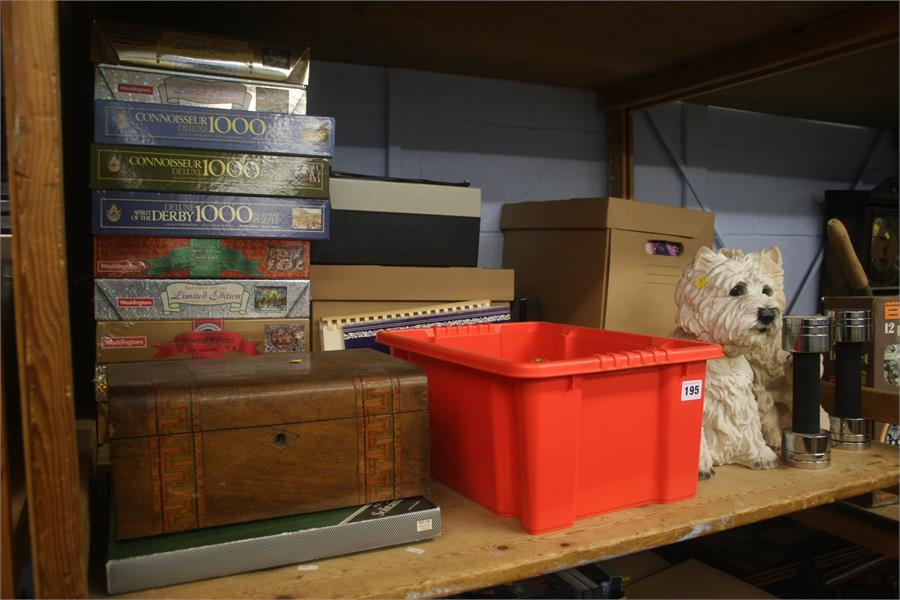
[
  {"x1": 3, "y1": 3, "x2": 896, "y2": 596},
  {"x1": 120, "y1": 443, "x2": 899, "y2": 599},
  {"x1": 91, "y1": 1, "x2": 899, "y2": 128}
]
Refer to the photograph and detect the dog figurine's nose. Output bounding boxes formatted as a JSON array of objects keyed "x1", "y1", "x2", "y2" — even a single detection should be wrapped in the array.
[{"x1": 757, "y1": 308, "x2": 777, "y2": 325}]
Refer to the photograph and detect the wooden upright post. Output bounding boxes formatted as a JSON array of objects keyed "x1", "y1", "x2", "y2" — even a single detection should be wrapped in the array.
[
  {"x1": 1, "y1": 1, "x2": 87, "y2": 597},
  {"x1": 607, "y1": 109, "x2": 634, "y2": 199}
]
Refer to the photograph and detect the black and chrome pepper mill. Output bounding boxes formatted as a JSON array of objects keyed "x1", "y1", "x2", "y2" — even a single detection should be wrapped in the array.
[
  {"x1": 828, "y1": 309, "x2": 873, "y2": 450},
  {"x1": 782, "y1": 315, "x2": 832, "y2": 468}
]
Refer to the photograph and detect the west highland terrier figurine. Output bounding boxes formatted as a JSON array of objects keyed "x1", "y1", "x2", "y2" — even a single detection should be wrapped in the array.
[{"x1": 672, "y1": 246, "x2": 785, "y2": 478}]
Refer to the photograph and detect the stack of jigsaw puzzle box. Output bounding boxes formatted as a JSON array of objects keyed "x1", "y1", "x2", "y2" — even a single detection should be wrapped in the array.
[{"x1": 89, "y1": 20, "x2": 331, "y2": 367}]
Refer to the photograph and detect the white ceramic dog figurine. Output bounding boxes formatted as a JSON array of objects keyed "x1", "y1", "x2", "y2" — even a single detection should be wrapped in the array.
[{"x1": 672, "y1": 246, "x2": 783, "y2": 478}]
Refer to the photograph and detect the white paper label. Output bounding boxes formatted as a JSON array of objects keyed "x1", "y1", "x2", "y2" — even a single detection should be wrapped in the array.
[
  {"x1": 416, "y1": 518, "x2": 433, "y2": 532},
  {"x1": 681, "y1": 380, "x2": 703, "y2": 401},
  {"x1": 406, "y1": 547, "x2": 426, "y2": 555}
]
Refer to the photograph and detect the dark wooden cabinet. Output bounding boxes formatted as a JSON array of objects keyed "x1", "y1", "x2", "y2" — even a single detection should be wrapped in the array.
[{"x1": 823, "y1": 179, "x2": 899, "y2": 297}]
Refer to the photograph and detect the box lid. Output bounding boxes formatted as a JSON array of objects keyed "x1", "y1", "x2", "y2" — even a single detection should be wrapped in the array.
[
  {"x1": 499, "y1": 197, "x2": 714, "y2": 238},
  {"x1": 310, "y1": 265, "x2": 514, "y2": 301},
  {"x1": 330, "y1": 177, "x2": 481, "y2": 218},
  {"x1": 104, "y1": 349, "x2": 427, "y2": 439}
]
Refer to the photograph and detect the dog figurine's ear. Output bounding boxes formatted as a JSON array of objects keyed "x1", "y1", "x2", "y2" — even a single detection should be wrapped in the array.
[
  {"x1": 692, "y1": 246, "x2": 721, "y2": 271},
  {"x1": 761, "y1": 246, "x2": 783, "y2": 266}
]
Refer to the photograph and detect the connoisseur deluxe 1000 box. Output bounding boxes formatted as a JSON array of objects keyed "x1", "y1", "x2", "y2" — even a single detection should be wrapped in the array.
[
  {"x1": 92, "y1": 190, "x2": 330, "y2": 240},
  {"x1": 94, "y1": 279, "x2": 310, "y2": 320},
  {"x1": 93, "y1": 237, "x2": 309, "y2": 279},
  {"x1": 90, "y1": 144, "x2": 328, "y2": 198},
  {"x1": 96, "y1": 318, "x2": 309, "y2": 362},
  {"x1": 94, "y1": 101, "x2": 334, "y2": 155}
]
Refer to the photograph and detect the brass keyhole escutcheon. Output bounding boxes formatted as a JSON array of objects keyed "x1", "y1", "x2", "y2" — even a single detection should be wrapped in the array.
[{"x1": 273, "y1": 432, "x2": 288, "y2": 447}]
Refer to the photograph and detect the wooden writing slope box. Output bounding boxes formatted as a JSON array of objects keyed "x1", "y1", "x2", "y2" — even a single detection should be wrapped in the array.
[{"x1": 104, "y1": 349, "x2": 429, "y2": 539}]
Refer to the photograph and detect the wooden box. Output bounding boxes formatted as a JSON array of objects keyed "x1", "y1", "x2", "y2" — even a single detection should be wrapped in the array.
[{"x1": 103, "y1": 349, "x2": 429, "y2": 539}]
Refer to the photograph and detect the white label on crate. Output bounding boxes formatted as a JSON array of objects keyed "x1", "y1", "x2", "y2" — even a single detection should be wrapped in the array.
[
  {"x1": 416, "y1": 518, "x2": 433, "y2": 532},
  {"x1": 681, "y1": 380, "x2": 703, "y2": 401}
]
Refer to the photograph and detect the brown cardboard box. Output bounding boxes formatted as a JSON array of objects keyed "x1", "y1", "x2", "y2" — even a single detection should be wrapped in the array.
[
  {"x1": 627, "y1": 559, "x2": 775, "y2": 598},
  {"x1": 500, "y1": 197, "x2": 714, "y2": 336},
  {"x1": 309, "y1": 265, "x2": 514, "y2": 350},
  {"x1": 96, "y1": 318, "x2": 309, "y2": 363},
  {"x1": 823, "y1": 296, "x2": 900, "y2": 392}
]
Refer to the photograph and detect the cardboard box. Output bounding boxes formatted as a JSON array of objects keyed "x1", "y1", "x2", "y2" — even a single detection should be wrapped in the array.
[
  {"x1": 96, "y1": 318, "x2": 309, "y2": 363},
  {"x1": 823, "y1": 296, "x2": 900, "y2": 392},
  {"x1": 500, "y1": 197, "x2": 714, "y2": 336},
  {"x1": 310, "y1": 265, "x2": 513, "y2": 302},
  {"x1": 95, "y1": 101, "x2": 334, "y2": 156},
  {"x1": 311, "y1": 177, "x2": 481, "y2": 267},
  {"x1": 309, "y1": 265, "x2": 514, "y2": 350},
  {"x1": 597, "y1": 550, "x2": 671, "y2": 586},
  {"x1": 91, "y1": 144, "x2": 328, "y2": 198},
  {"x1": 627, "y1": 559, "x2": 775, "y2": 598},
  {"x1": 95, "y1": 64, "x2": 308, "y2": 114},
  {"x1": 92, "y1": 190, "x2": 330, "y2": 240},
  {"x1": 93, "y1": 237, "x2": 309, "y2": 279},
  {"x1": 95, "y1": 278, "x2": 310, "y2": 320}
]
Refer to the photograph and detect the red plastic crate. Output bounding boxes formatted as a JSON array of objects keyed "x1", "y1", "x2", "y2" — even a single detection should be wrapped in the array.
[{"x1": 377, "y1": 322, "x2": 723, "y2": 534}]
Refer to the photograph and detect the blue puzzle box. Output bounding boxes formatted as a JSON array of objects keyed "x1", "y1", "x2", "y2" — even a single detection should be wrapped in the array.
[
  {"x1": 94, "y1": 100, "x2": 334, "y2": 156},
  {"x1": 92, "y1": 190, "x2": 330, "y2": 240}
]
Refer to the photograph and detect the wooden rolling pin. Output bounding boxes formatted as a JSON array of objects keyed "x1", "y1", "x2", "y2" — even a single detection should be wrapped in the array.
[{"x1": 826, "y1": 218, "x2": 872, "y2": 296}]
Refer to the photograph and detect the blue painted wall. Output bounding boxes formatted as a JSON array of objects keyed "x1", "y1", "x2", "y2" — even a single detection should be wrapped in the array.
[
  {"x1": 309, "y1": 61, "x2": 898, "y2": 314},
  {"x1": 637, "y1": 103, "x2": 896, "y2": 313}
]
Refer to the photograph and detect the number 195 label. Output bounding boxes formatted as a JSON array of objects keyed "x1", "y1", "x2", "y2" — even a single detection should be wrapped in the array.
[{"x1": 681, "y1": 380, "x2": 703, "y2": 401}]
